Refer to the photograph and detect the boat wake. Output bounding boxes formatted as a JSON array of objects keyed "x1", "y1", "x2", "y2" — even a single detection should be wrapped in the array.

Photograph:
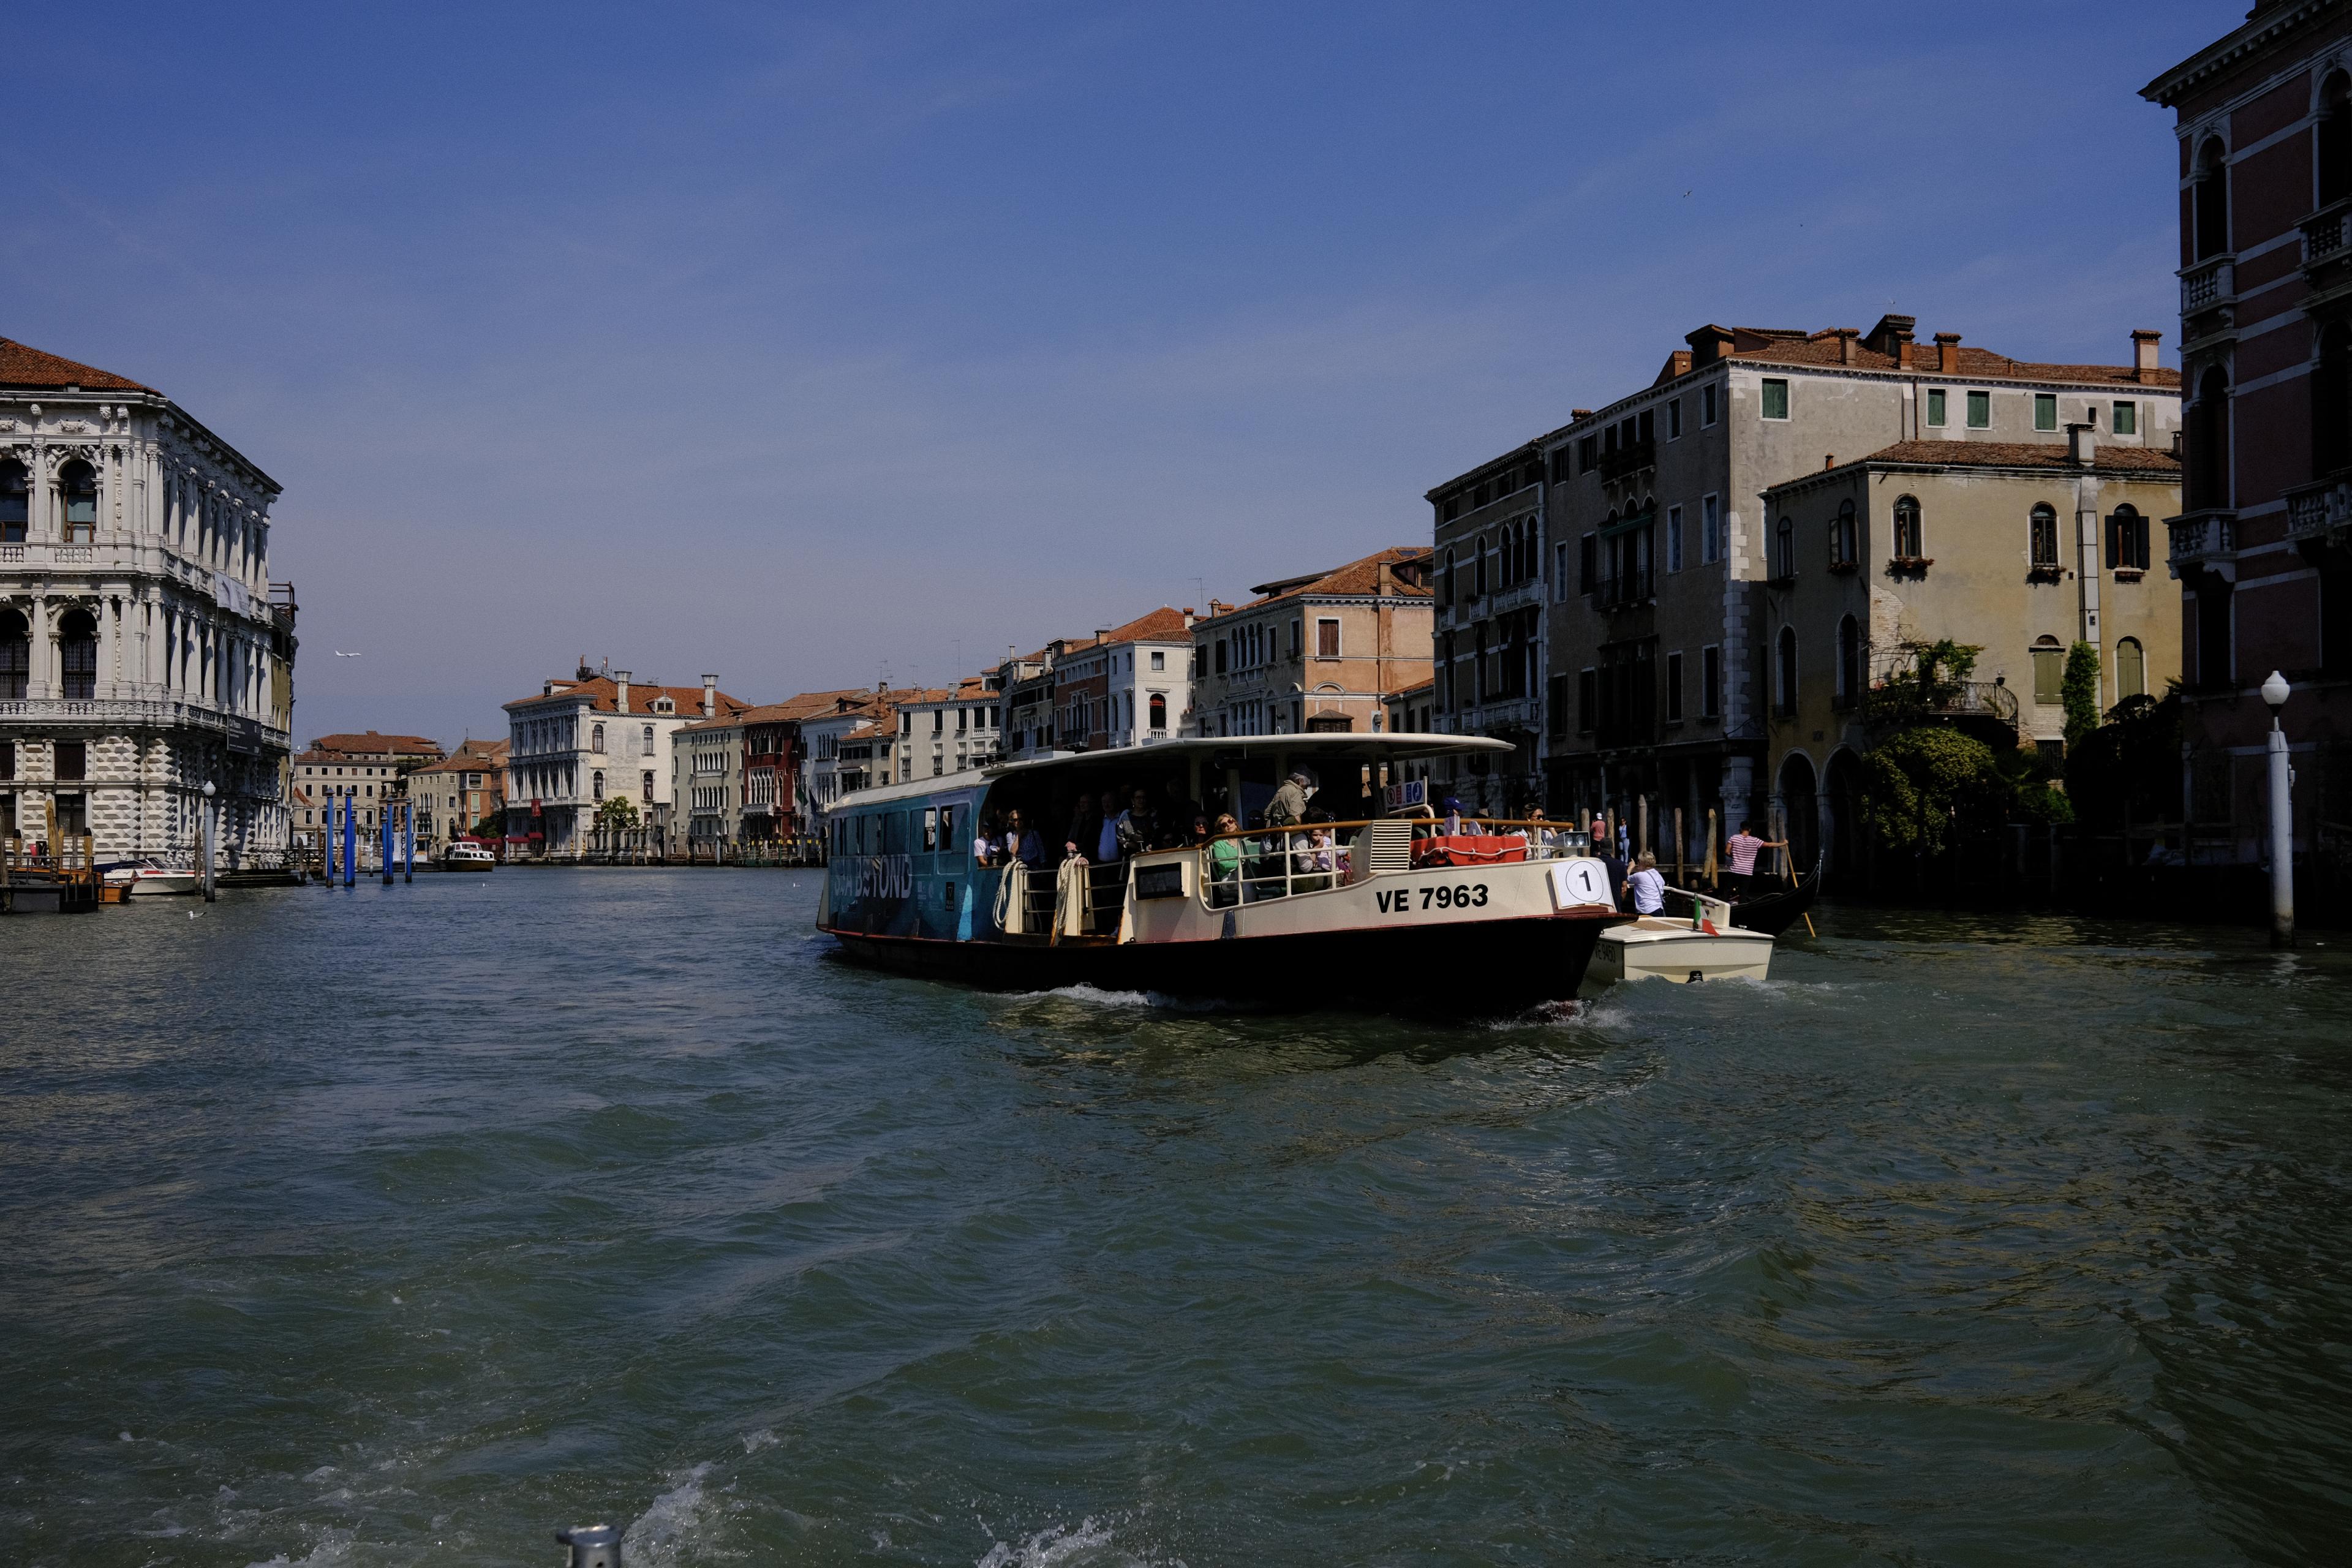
[
  {"x1": 1010, "y1": 983, "x2": 1246, "y2": 1014},
  {"x1": 976, "y1": 1512, "x2": 1178, "y2": 1567}
]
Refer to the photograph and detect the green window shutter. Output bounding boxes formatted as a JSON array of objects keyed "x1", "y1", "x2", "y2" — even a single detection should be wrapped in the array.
[
  {"x1": 1966, "y1": 390, "x2": 1991, "y2": 428},
  {"x1": 2035, "y1": 393, "x2": 2057, "y2": 431},
  {"x1": 2033, "y1": 648, "x2": 2064, "y2": 704},
  {"x1": 2113, "y1": 401, "x2": 2137, "y2": 435},
  {"x1": 1926, "y1": 388, "x2": 1946, "y2": 426},
  {"x1": 1761, "y1": 379, "x2": 1790, "y2": 420}
]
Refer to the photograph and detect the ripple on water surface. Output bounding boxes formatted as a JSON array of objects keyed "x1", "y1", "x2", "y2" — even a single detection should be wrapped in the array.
[{"x1": 2, "y1": 876, "x2": 2350, "y2": 1564}]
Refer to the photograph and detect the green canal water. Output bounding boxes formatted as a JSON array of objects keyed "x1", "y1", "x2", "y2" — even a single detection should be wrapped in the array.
[{"x1": 3, "y1": 871, "x2": 2350, "y2": 1565}]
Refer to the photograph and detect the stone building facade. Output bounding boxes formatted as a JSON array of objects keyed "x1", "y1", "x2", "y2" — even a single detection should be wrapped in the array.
[
  {"x1": 1430, "y1": 315, "x2": 2182, "y2": 853},
  {"x1": 1758, "y1": 437, "x2": 2183, "y2": 869},
  {"x1": 502, "y1": 665, "x2": 748, "y2": 858},
  {"x1": 1188, "y1": 547, "x2": 1433, "y2": 739},
  {"x1": 0, "y1": 337, "x2": 293, "y2": 863}
]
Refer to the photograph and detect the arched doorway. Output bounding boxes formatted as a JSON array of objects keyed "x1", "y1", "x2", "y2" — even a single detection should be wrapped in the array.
[{"x1": 1776, "y1": 750, "x2": 1819, "y2": 878}]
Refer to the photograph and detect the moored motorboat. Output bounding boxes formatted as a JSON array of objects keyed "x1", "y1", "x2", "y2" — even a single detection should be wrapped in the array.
[
  {"x1": 817, "y1": 734, "x2": 1632, "y2": 1015},
  {"x1": 102, "y1": 858, "x2": 204, "y2": 897},
  {"x1": 1586, "y1": 888, "x2": 1776, "y2": 991}
]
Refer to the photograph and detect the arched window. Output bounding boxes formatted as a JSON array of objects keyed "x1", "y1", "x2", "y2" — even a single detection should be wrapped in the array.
[
  {"x1": 1776, "y1": 625, "x2": 1798, "y2": 715},
  {"x1": 592, "y1": 770, "x2": 605, "y2": 802},
  {"x1": 2106, "y1": 505, "x2": 2150, "y2": 571},
  {"x1": 0, "y1": 461, "x2": 27, "y2": 544},
  {"x1": 59, "y1": 607, "x2": 97, "y2": 699},
  {"x1": 2317, "y1": 323, "x2": 2352, "y2": 477},
  {"x1": 60, "y1": 461, "x2": 97, "y2": 543},
  {"x1": 2116, "y1": 636, "x2": 2146, "y2": 701},
  {"x1": 1774, "y1": 513, "x2": 1794, "y2": 579},
  {"x1": 642, "y1": 723, "x2": 655, "y2": 756},
  {"x1": 2321, "y1": 72, "x2": 2352, "y2": 207},
  {"x1": 1831, "y1": 499, "x2": 1858, "y2": 567},
  {"x1": 1442, "y1": 548, "x2": 1456, "y2": 607},
  {"x1": 2190, "y1": 366, "x2": 2231, "y2": 510},
  {"x1": 0, "y1": 609, "x2": 27, "y2": 698},
  {"x1": 1837, "y1": 614, "x2": 1861, "y2": 706},
  {"x1": 591, "y1": 722, "x2": 606, "y2": 755},
  {"x1": 2194, "y1": 137, "x2": 2230, "y2": 261},
  {"x1": 1148, "y1": 692, "x2": 1167, "y2": 732},
  {"x1": 1893, "y1": 494, "x2": 1923, "y2": 560},
  {"x1": 2030, "y1": 503, "x2": 2060, "y2": 571},
  {"x1": 1473, "y1": 535, "x2": 1488, "y2": 598}
]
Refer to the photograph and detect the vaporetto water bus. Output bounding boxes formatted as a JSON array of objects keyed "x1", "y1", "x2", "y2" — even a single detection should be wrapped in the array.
[{"x1": 816, "y1": 734, "x2": 1630, "y2": 1012}]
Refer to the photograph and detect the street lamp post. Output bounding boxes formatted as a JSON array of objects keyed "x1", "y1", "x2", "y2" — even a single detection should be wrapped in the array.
[
  {"x1": 2262, "y1": 670, "x2": 2294, "y2": 949},
  {"x1": 200, "y1": 780, "x2": 217, "y2": 903}
]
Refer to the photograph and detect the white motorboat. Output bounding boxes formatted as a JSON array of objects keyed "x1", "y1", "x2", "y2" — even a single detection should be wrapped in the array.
[
  {"x1": 104, "y1": 858, "x2": 203, "y2": 897},
  {"x1": 1585, "y1": 888, "x2": 1776, "y2": 991}
]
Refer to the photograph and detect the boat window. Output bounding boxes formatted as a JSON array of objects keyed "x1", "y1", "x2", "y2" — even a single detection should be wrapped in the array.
[
  {"x1": 923, "y1": 807, "x2": 938, "y2": 853},
  {"x1": 940, "y1": 804, "x2": 957, "y2": 852}
]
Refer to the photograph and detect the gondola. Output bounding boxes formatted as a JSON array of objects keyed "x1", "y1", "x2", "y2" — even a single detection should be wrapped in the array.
[{"x1": 1728, "y1": 846, "x2": 1823, "y2": 937}]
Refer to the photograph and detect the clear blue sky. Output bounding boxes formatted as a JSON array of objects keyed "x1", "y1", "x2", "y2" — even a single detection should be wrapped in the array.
[{"x1": 4, "y1": 1, "x2": 2219, "y2": 745}]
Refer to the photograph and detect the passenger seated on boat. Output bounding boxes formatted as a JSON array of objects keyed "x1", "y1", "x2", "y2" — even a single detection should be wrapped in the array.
[
  {"x1": 1092, "y1": 790, "x2": 1123, "y2": 864},
  {"x1": 1188, "y1": 815, "x2": 1212, "y2": 848},
  {"x1": 1441, "y1": 796, "x2": 1467, "y2": 836},
  {"x1": 1293, "y1": 826, "x2": 1335, "y2": 892},
  {"x1": 1627, "y1": 852, "x2": 1665, "y2": 916},
  {"x1": 1208, "y1": 813, "x2": 1243, "y2": 906}
]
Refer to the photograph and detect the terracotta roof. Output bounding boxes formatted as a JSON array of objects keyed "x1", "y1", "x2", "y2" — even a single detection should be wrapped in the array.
[
  {"x1": 311, "y1": 730, "x2": 444, "y2": 756},
  {"x1": 1727, "y1": 328, "x2": 2180, "y2": 390},
  {"x1": 1387, "y1": 676, "x2": 1436, "y2": 698},
  {"x1": 503, "y1": 676, "x2": 752, "y2": 717},
  {"x1": 766, "y1": 688, "x2": 878, "y2": 722},
  {"x1": 1092, "y1": 606, "x2": 1194, "y2": 646},
  {"x1": 1217, "y1": 546, "x2": 1433, "y2": 616},
  {"x1": 0, "y1": 337, "x2": 149, "y2": 393},
  {"x1": 412, "y1": 740, "x2": 508, "y2": 774},
  {"x1": 1766, "y1": 440, "x2": 2183, "y2": 494}
]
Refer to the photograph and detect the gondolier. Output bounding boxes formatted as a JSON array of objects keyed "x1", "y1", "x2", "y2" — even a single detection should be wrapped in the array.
[{"x1": 1724, "y1": 821, "x2": 1783, "y2": 899}]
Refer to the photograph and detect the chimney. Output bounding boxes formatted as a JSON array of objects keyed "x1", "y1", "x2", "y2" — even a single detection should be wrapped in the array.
[
  {"x1": 1865, "y1": 313, "x2": 1917, "y2": 360},
  {"x1": 1836, "y1": 328, "x2": 1861, "y2": 366},
  {"x1": 1934, "y1": 333, "x2": 1962, "y2": 374},
  {"x1": 2068, "y1": 421, "x2": 2097, "y2": 467},
  {"x1": 2132, "y1": 328, "x2": 2163, "y2": 382},
  {"x1": 614, "y1": 671, "x2": 631, "y2": 714},
  {"x1": 1824, "y1": 454, "x2": 1837, "y2": 470},
  {"x1": 1685, "y1": 324, "x2": 1735, "y2": 366},
  {"x1": 1570, "y1": 407, "x2": 1593, "y2": 420},
  {"x1": 702, "y1": 674, "x2": 717, "y2": 717},
  {"x1": 576, "y1": 655, "x2": 594, "y2": 680}
]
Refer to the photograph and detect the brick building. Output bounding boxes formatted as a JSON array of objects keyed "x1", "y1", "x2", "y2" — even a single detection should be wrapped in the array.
[{"x1": 2146, "y1": 0, "x2": 2352, "y2": 869}]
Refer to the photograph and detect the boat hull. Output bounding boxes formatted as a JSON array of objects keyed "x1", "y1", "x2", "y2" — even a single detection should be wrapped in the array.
[
  {"x1": 1586, "y1": 921, "x2": 1776, "y2": 991},
  {"x1": 121, "y1": 873, "x2": 203, "y2": 897},
  {"x1": 824, "y1": 910, "x2": 1621, "y2": 1014}
]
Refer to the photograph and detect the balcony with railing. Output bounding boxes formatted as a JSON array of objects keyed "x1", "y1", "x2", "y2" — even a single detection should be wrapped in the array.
[
  {"x1": 2286, "y1": 476, "x2": 2352, "y2": 543},
  {"x1": 2305, "y1": 198, "x2": 2352, "y2": 271},
  {"x1": 1487, "y1": 575, "x2": 1544, "y2": 613},
  {"x1": 0, "y1": 692, "x2": 292, "y2": 753},
  {"x1": 2166, "y1": 508, "x2": 2237, "y2": 578},
  {"x1": 1863, "y1": 679, "x2": 2019, "y2": 729},
  {"x1": 2180, "y1": 254, "x2": 2234, "y2": 313}
]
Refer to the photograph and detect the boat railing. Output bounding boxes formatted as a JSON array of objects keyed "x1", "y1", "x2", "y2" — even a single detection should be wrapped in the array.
[
  {"x1": 1200, "y1": 816, "x2": 1594, "y2": 907},
  {"x1": 1657, "y1": 884, "x2": 1735, "y2": 929}
]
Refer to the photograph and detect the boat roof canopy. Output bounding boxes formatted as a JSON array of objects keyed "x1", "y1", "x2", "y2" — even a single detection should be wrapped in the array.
[{"x1": 831, "y1": 732, "x2": 1510, "y2": 812}]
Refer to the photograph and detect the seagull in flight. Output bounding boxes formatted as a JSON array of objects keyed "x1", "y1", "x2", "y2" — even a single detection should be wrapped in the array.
[{"x1": 334, "y1": 650, "x2": 364, "y2": 658}]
